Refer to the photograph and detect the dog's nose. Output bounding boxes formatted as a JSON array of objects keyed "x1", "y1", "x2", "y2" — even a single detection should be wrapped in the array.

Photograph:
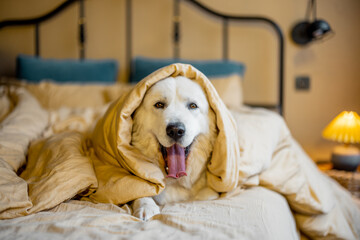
[{"x1": 166, "y1": 122, "x2": 186, "y2": 141}]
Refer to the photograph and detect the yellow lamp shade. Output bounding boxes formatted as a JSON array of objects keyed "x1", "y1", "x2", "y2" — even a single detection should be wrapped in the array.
[{"x1": 322, "y1": 111, "x2": 360, "y2": 144}]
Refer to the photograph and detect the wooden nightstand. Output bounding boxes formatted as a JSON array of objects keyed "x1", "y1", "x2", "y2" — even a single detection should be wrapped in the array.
[{"x1": 317, "y1": 161, "x2": 360, "y2": 199}]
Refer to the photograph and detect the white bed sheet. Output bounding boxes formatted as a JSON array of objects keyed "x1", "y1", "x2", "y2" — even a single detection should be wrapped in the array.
[{"x1": 0, "y1": 187, "x2": 299, "y2": 240}]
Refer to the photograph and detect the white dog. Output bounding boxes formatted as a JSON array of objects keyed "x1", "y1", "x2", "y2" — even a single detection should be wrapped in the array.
[{"x1": 131, "y1": 76, "x2": 219, "y2": 221}]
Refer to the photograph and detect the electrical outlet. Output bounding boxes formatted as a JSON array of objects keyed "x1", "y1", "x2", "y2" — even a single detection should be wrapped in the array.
[{"x1": 295, "y1": 76, "x2": 310, "y2": 90}]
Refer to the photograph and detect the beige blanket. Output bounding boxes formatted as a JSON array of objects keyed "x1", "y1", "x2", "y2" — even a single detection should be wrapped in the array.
[
  {"x1": 0, "y1": 64, "x2": 359, "y2": 239},
  {"x1": 89, "y1": 64, "x2": 240, "y2": 204},
  {"x1": 0, "y1": 87, "x2": 48, "y2": 218}
]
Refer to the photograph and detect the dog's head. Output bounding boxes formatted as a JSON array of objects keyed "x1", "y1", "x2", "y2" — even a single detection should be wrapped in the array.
[{"x1": 132, "y1": 76, "x2": 215, "y2": 179}]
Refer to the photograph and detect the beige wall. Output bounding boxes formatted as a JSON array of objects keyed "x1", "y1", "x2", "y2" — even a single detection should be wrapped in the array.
[{"x1": 0, "y1": 0, "x2": 359, "y2": 161}]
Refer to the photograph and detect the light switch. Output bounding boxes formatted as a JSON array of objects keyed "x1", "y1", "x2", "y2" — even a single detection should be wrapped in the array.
[{"x1": 295, "y1": 76, "x2": 310, "y2": 90}]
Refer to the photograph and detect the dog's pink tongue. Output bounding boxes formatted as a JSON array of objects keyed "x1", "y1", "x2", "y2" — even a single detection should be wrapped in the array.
[{"x1": 166, "y1": 144, "x2": 187, "y2": 179}]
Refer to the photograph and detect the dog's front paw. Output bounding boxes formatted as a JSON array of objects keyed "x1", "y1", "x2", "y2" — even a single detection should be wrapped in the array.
[
  {"x1": 132, "y1": 197, "x2": 160, "y2": 221},
  {"x1": 195, "y1": 187, "x2": 219, "y2": 201}
]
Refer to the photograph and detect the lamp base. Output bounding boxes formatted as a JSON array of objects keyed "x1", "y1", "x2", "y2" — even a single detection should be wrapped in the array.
[{"x1": 331, "y1": 153, "x2": 360, "y2": 172}]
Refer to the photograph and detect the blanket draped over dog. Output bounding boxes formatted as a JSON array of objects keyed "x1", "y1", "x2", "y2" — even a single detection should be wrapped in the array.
[
  {"x1": 0, "y1": 64, "x2": 359, "y2": 239},
  {"x1": 89, "y1": 64, "x2": 240, "y2": 204}
]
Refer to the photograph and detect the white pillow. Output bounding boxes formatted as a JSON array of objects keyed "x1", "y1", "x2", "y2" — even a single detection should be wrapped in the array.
[{"x1": 210, "y1": 74, "x2": 243, "y2": 109}]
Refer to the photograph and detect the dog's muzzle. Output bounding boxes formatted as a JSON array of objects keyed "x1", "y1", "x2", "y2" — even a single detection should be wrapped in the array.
[{"x1": 160, "y1": 122, "x2": 192, "y2": 179}]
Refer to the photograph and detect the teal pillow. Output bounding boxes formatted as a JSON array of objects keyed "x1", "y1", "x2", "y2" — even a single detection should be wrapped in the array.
[
  {"x1": 16, "y1": 54, "x2": 118, "y2": 83},
  {"x1": 130, "y1": 56, "x2": 245, "y2": 83}
]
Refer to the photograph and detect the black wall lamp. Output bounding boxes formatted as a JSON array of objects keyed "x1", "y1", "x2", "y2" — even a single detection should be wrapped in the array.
[{"x1": 291, "y1": 0, "x2": 334, "y2": 45}]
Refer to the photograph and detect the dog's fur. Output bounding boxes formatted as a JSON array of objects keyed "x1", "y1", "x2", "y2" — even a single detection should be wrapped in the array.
[{"x1": 131, "y1": 76, "x2": 218, "y2": 220}]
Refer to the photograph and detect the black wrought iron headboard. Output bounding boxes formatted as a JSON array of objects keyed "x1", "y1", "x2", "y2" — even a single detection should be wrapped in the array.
[
  {"x1": 0, "y1": 0, "x2": 285, "y2": 115},
  {"x1": 0, "y1": 0, "x2": 85, "y2": 58}
]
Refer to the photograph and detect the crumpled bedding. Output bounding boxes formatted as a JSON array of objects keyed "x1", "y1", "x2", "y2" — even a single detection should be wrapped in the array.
[
  {"x1": 0, "y1": 87, "x2": 48, "y2": 218},
  {"x1": 0, "y1": 64, "x2": 359, "y2": 239}
]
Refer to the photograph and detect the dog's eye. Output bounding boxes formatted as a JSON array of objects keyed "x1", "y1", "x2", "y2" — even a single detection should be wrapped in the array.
[
  {"x1": 154, "y1": 102, "x2": 165, "y2": 109},
  {"x1": 188, "y1": 103, "x2": 198, "y2": 109}
]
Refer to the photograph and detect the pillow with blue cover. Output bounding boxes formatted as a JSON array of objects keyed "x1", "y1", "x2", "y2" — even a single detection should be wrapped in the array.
[
  {"x1": 129, "y1": 56, "x2": 245, "y2": 83},
  {"x1": 16, "y1": 54, "x2": 118, "y2": 83}
]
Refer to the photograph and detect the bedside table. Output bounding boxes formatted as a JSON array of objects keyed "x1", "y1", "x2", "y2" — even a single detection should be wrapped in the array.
[{"x1": 317, "y1": 161, "x2": 360, "y2": 199}]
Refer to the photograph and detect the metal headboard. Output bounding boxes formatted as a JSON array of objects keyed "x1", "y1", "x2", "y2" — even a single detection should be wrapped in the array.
[
  {"x1": 126, "y1": 0, "x2": 284, "y2": 115},
  {"x1": 0, "y1": 0, "x2": 85, "y2": 58},
  {"x1": 0, "y1": 0, "x2": 285, "y2": 115}
]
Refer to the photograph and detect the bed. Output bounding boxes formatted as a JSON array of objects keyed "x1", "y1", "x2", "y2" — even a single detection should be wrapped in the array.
[{"x1": 0, "y1": 1, "x2": 359, "y2": 239}]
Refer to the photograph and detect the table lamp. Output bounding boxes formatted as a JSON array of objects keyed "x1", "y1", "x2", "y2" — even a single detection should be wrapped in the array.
[{"x1": 322, "y1": 111, "x2": 360, "y2": 171}]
